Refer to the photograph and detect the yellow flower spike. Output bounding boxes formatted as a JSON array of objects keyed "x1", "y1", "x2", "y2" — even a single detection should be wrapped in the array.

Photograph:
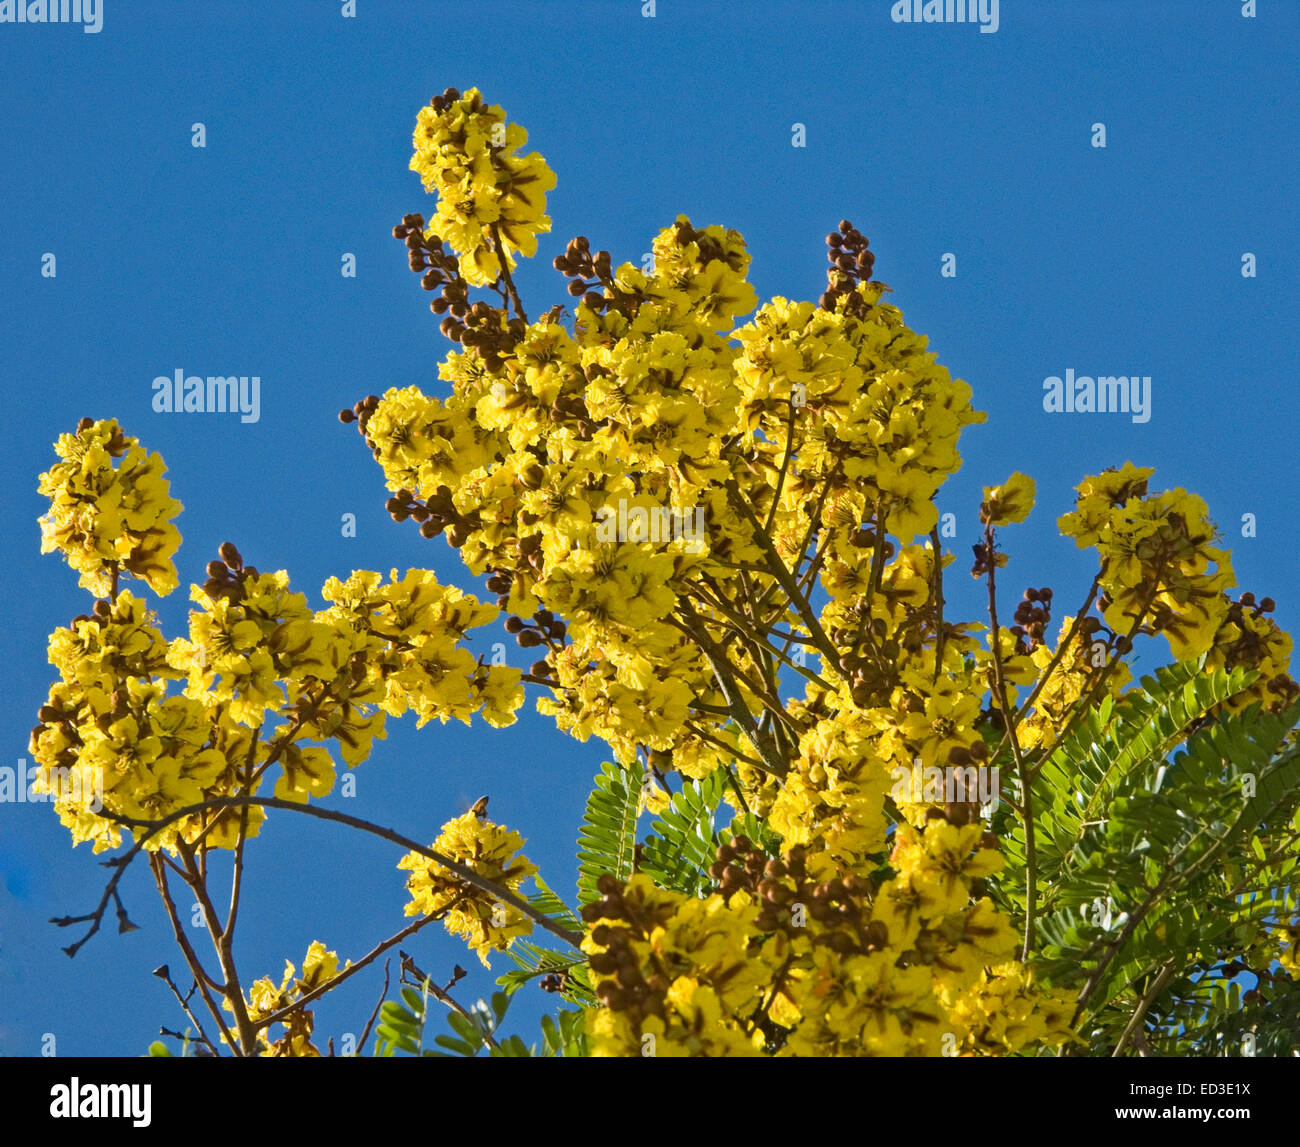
[
  {"x1": 409, "y1": 88, "x2": 555, "y2": 287},
  {"x1": 37, "y1": 419, "x2": 183, "y2": 597}
]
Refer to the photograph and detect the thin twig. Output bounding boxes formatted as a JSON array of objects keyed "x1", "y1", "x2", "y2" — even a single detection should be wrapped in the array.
[
  {"x1": 400, "y1": 953, "x2": 501, "y2": 1052},
  {"x1": 928, "y1": 526, "x2": 946, "y2": 684},
  {"x1": 490, "y1": 224, "x2": 529, "y2": 325},
  {"x1": 149, "y1": 855, "x2": 238, "y2": 1052},
  {"x1": 178, "y1": 841, "x2": 257, "y2": 1055},
  {"x1": 356, "y1": 959, "x2": 392, "y2": 1057},
  {"x1": 152, "y1": 961, "x2": 219, "y2": 1057},
  {"x1": 762, "y1": 398, "x2": 799, "y2": 535},
  {"x1": 1112, "y1": 960, "x2": 1177, "y2": 1057},
  {"x1": 256, "y1": 913, "x2": 439, "y2": 1033},
  {"x1": 725, "y1": 479, "x2": 844, "y2": 679},
  {"x1": 670, "y1": 615, "x2": 787, "y2": 778}
]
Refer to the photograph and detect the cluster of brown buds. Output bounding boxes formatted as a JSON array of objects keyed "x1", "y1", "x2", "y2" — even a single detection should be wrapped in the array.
[
  {"x1": 392, "y1": 213, "x2": 467, "y2": 310},
  {"x1": 713, "y1": 841, "x2": 889, "y2": 955},
  {"x1": 1238, "y1": 591, "x2": 1277, "y2": 615},
  {"x1": 484, "y1": 570, "x2": 513, "y2": 605},
  {"x1": 450, "y1": 302, "x2": 525, "y2": 373},
  {"x1": 555, "y1": 236, "x2": 609, "y2": 302},
  {"x1": 581, "y1": 875, "x2": 670, "y2": 1023},
  {"x1": 707, "y1": 833, "x2": 768, "y2": 898},
  {"x1": 429, "y1": 86, "x2": 468, "y2": 114},
  {"x1": 932, "y1": 741, "x2": 995, "y2": 827},
  {"x1": 674, "y1": 216, "x2": 734, "y2": 267},
  {"x1": 392, "y1": 212, "x2": 523, "y2": 370},
  {"x1": 33, "y1": 682, "x2": 88, "y2": 769},
  {"x1": 554, "y1": 236, "x2": 640, "y2": 319},
  {"x1": 840, "y1": 630, "x2": 902, "y2": 708},
  {"x1": 1074, "y1": 613, "x2": 1126, "y2": 656},
  {"x1": 338, "y1": 394, "x2": 381, "y2": 437},
  {"x1": 504, "y1": 608, "x2": 566, "y2": 680},
  {"x1": 202, "y1": 542, "x2": 258, "y2": 604},
  {"x1": 820, "y1": 220, "x2": 876, "y2": 316},
  {"x1": 1010, "y1": 587, "x2": 1053, "y2": 651},
  {"x1": 548, "y1": 388, "x2": 597, "y2": 440},
  {"x1": 383, "y1": 486, "x2": 477, "y2": 548},
  {"x1": 514, "y1": 530, "x2": 544, "y2": 574},
  {"x1": 1220, "y1": 593, "x2": 1297, "y2": 706}
]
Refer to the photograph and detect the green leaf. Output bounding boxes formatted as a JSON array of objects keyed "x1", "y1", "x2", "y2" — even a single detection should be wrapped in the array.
[
  {"x1": 639, "y1": 767, "x2": 729, "y2": 897},
  {"x1": 446, "y1": 1009, "x2": 485, "y2": 1048},
  {"x1": 1001, "y1": 664, "x2": 1300, "y2": 1055},
  {"x1": 577, "y1": 759, "x2": 643, "y2": 905},
  {"x1": 432, "y1": 1033, "x2": 478, "y2": 1056},
  {"x1": 527, "y1": 873, "x2": 583, "y2": 933}
]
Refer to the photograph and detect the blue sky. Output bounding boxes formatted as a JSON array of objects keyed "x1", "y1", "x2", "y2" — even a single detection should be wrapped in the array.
[{"x1": 0, "y1": 0, "x2": 1295, "y2": 1056}]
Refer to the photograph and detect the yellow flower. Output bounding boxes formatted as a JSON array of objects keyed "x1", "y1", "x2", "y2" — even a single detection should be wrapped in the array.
[
  {"x1": 980, "y1": 472, "x2": 1035, "y2": 526},
  {"x1": 398, "y1": 811, "x2": 537, "y2": 965}
]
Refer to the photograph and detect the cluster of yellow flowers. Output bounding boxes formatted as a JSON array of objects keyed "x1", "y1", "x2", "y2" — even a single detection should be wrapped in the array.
[
  {"x1": 363, "y1": 211, "x2": 990, "y2": 772},
  {"x1": 581, "y1": 826, "x2": 1075, "y2": 1057},
  {"x1": 980, "y1": 471, "x2": 1036, "y2": 528},
  {"x1": 398, "y1": 810, "x2": 538, "y2": 965},
  {"x1": 1059, "y1": 463, "x2": 1235, "y2": 659},
  {"x1": 1014, "y1": 615, "x2": 1133, "y2": 753},
  {"x1": 32, "y1": 420, "x2": 524, "y2": 854},
  {"x1": 32, "y1": 591, "x2": 226, "y2": 852},
  {"x1": 230, "y1": 941, "x2": 345, "y2": 1056},
  {"x1": 1204, "y1": 595, "x2": 1297, "y2": 714},
  {"x1": 33, "y1": 87, "x2": 1298, "y2": 1057},
  {"x1": 346, "y1": 92, "x2": 1298, "y2": 1055},
  {"x1": 37, "y1": 417, "x2": 182, "y2": 596},
  {"x1": 410, "y1": 87, "x2": 556, "y2": 286},
  {"x1": 1057, "y1": 463, "x2": 1294, "y2": 712},
  {"x1": 318, "y1": 569, "x2": 523, "y2": 730}
]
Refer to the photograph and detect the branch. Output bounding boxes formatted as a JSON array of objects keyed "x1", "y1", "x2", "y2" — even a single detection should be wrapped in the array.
[
  {"x1": 151, "y1": 962, "x2": 220, "y2": 1057},
  {"x1": 222, "y1": 736, "x2": 258, "y2": 943},
  {"x1": 929, "y1": 526, "x2": 946, "y2": 684},
  {"x1": 149, "y1": 855, "x2": 238, "y2": 1053},
  {"x1": 982, "y1": 523, "x2": 1035, "y2": 960},
  {"x1": 670, "y1": 614, "x2": 787, "y2": 778},
  {"x1": 762, "y1": 398, "x2": 799, "y2": 535},
  {"x1": 96, "y1": 797, "x2": 583, "y2": 947},
  {"x1": 400, "y1": 953, "x2": 500, "y2": 1053},
  {"x1": 1027, "y1": 577, "x2": 1161, "y2": 787},
  {"x1": 178, "y1": 841, "x2": 257, "y2": 1055},
  {"x1": 489, "y1": 224, "x2": 528, "y2": 325},
  {"x1": 690, "y1": 581, "x2": 833, "y2": 691},
  {"x1": 255, "y1": 912, "x2": 440, "y2": 1033},
  {"x1": 1009, "y1": 569, "x2": 1103, "y2": 730},
  {"x1": 725, "y1": 479, "x2": 844, "y2": 679},
  {"x1": 356, "y1": 958, "x2": 391, "y2": 1057}
]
